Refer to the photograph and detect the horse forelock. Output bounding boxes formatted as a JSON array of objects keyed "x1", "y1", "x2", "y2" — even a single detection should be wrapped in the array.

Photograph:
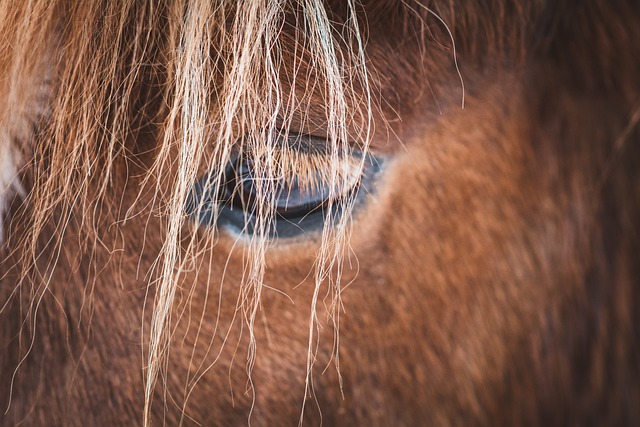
[{"x1": 1, "y1": 1, "x2": 639, "y2": 425}]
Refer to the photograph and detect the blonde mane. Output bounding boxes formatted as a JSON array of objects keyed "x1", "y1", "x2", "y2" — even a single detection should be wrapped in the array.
[
  {"x1": 0, "y1": 1, "x2": 382, "y2": 424},
  {"x1": 5, "y1": 1, "x2": 635, "y2": 426}
]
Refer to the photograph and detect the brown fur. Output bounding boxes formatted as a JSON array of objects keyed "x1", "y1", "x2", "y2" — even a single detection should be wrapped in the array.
[{"x1": 1, "y1": 0, "x2": 639, "y2": 426}]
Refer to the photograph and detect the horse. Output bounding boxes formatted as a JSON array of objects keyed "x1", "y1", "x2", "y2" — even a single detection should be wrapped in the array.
[{"x1": 1, "y1": 0, "x2": 639, "y2": 425}]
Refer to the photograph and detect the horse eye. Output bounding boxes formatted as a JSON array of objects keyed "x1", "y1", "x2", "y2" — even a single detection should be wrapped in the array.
[
  {"x1": 186, "y1": 139, "x2": 380, "y2": 238},
  {"x1": 222, "y1": 156, "x2": 348, "y2": 220}
]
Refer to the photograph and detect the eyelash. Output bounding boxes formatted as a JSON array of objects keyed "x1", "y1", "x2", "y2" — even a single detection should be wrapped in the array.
[{"x1": 219, "y1": 149, "x2": 362, "y2": 219}]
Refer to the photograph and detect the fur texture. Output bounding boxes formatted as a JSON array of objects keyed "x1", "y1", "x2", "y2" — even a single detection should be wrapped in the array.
[{"x1": 0, "y1": 0, "x2": 639, "y2": 426}]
